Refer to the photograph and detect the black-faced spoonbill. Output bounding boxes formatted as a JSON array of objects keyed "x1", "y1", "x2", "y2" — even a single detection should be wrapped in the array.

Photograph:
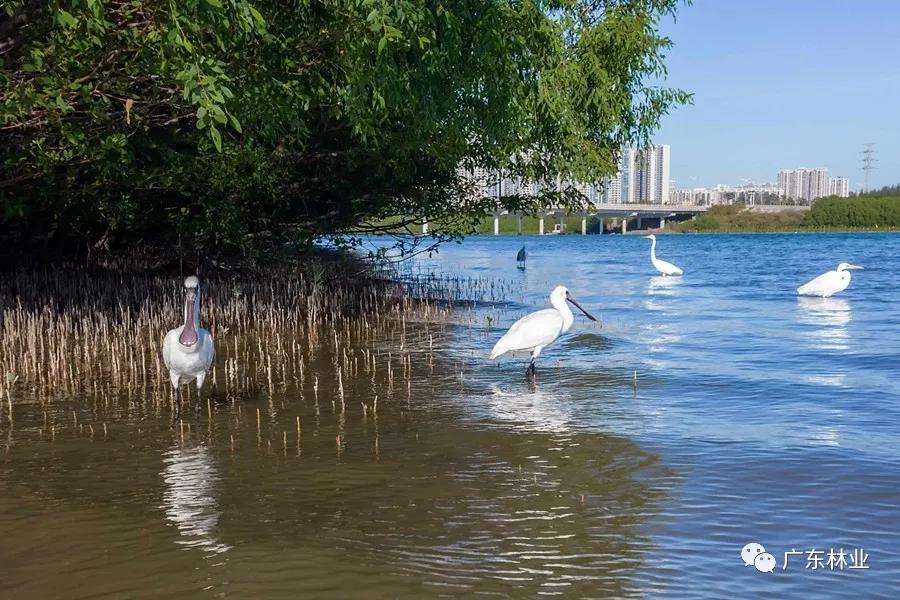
[
  {"x1": 490, "y1": 286, "x2": 597, "y2": 378},
  {"x1": 163, "y1": 276, "x2": 215, "y2": 417},
  {"x1": 643, "y1": 234, "x2": 683, "y2": 276},
  {"x1": 797, "y1": 262, "x2": 863, "y2": 297}
]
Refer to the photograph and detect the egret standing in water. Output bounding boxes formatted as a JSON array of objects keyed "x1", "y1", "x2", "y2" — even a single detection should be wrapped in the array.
[
  {"x1": 490, "y1": 286, "x2": 597, "y2": 378},
  {"x1": 163, "y1": 276, "x2": 215, "y2": 417},
  {"x1": 797, "y1": 262, "x2": 863, "y2": 297},
  {"x1": 644, "y1": 234, "x2": 683, "y2": 276},
  {"x1": 516, "y1": 246, "x2": 527, "y2": 269}
]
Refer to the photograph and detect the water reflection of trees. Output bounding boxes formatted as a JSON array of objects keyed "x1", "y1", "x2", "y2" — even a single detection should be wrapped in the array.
[{"x1": 218, "y1": 416, "x2": 676, "y2": 598}]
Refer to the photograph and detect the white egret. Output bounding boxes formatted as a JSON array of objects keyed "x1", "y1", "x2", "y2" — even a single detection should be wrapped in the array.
[
  {"x1": 643, "y1": 234, "x2": 683, "y2": 276},
  {"x1": 162, "y1": 276, "x2": 215, "y2": 417},
  {"x1": 797, "y1": 263, "x2": 863, "y2": 297},
  {"x1": 490, "y1": 286, "x2": 597, "y2": 378}
]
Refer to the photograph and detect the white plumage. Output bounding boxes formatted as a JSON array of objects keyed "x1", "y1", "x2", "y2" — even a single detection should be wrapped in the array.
[
  {"x1": 644, "y1": 234, "x2": 683, "y2": 276},
  {"x1": 797, "y1": 262, "x2": 863, "y2": 297},
  {"x1": 490, "y1": 286, "x2": 597, "y2": 377},
  {"x1": 162, "y1": 276, "x2": 215, "y2": 416}
]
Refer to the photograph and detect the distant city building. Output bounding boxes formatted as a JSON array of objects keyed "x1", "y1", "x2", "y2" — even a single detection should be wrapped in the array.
[
  {"x1": 807, "y1": 169, "x2": 829, "y2": 200},
  {"x1": 460, "y1": 143, "x2": 672, "y2": 206},
  {"x1": 463, "y1": 152, "x2": 846, "y2": 208},
  {"x1": 672, "y1": 187, "x2": 722, "y2": 206},
  {"x1": 602, "y1": 146, "x2": 636, "y2": 204},
  {"x1": 601, "y1": 144, "x2": 669, "y2": 204},
  {"x1": 777, "y1": 168, "x2": 830, "y2": 202},
  {"x1": 603, "y1": 172, "x2": 623, "y2": 204},
  {"x1": 671, "y1": 182, "x2": 782, "y2": 207},
  {"x1": 778, "y1": 170, "x2": 800, "y2": 200},
  {"x1": 634, "y1": 144, "x2": 671, "y2": 204},
  {"x1": 829, "y1": 176, "x2": 850, "y2": 197}
]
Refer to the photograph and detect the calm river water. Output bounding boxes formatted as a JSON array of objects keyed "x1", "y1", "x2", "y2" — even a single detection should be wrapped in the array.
[{"x1": 2, "y1": 233, "x2": 899, "y2": 598}]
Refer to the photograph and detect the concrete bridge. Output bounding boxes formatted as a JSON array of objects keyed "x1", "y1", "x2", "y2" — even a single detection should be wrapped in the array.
[
  {"x1": 592, "y1": 204, "x2": 707, "y2": 233},
  {"x1": 485, "y1": 204, "x2": 709, "y2": 235},
  {"x1": 420, "y1": 203, "x2": 805, "y2": 235}
]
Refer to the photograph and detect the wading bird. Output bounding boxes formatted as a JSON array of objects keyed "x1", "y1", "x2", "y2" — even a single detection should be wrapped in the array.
[
  {"x1": 797, "y1": 263, "x2": 864, "y2": 297},
  {"x1": 163, "y1": 276, "x2": 215, "y2": 417},
  {"x1": 644, "y1": 234, "x2": 683, "y2": 276},
  {"x1": 516, "y1": 246, "x2": 527, "y2": 269},
  {"x1": 490, "y1": 286, "x2": 597, "y2": 378}
]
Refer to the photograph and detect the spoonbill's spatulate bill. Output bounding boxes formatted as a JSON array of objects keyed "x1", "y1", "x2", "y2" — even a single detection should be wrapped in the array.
[
  {"x1": 644, "y1": 234, "x2": 683, "y2": 276},
  {"x1": 797, "y1": 262, "x2": 863, "y2": 297},
  {"x1": 516, "y1": 246, "x2": 527, "y2": 269},
  {"x1": 490, "y1": 286, "x2": 597, "y2": 378},
  {"x1": 162, "y1": 276, "x2": 216, "y2": 417}
]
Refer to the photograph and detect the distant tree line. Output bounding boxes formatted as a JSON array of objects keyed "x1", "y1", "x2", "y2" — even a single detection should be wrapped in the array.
[
  {"x1": 672, "y1": 205, "x2": 805, "y2": 232},
  {"x1": 804, "y1": 195, "x2": 900, "y2": 229},
  {"x1": 854, "y1": 184, "x2": 900, "y2": 198},
  {"x1": 671, "y1": 194, "x2": 900, "y2": 233},
  {"x1": 1, "y1": 0, "x2": 688, "y2": 266}
]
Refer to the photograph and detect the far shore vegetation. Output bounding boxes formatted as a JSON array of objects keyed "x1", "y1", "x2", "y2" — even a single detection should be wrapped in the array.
[
  {"x1": 459, "y1": 195, "x2": 900, "y2": 235},
  {"x1": 671, "y1": 196, "x2": 900, "y2": 233}
]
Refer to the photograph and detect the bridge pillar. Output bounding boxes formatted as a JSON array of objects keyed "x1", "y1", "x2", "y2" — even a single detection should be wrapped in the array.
[
  {"x1": 581, "y1": 214, "x2": 587, "y2": 235},
  {"x1": 659, "y1": 217, "x2": 666, "y2": 229},
  {"x1": 621, "y1": 218, "x2": 627, "y2": 234},
  {"x1": 539, "y1": 215, "x2": 545, "y2": 235},
  {"x1": 421, "y1": 217, "x2": 428, "y2": 234},
  {"x1": 559, "y1": 211, "x2": 566, "y2": 234},
  {"x1": 637, "y1": 216, "x2": 643, "y2": 230},
  {"x1": 598, "y1": 217, "x2": 604, "y2": 234},
  {"x1": 516, "y1": 213, "x2": 523, "y2": 235},
  {"x1": 493, "y1": 213, "x2": 500, "y2": 235}
]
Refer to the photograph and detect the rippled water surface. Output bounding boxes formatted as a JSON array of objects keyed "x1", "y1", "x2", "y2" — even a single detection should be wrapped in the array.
[{"x1": 2, "y1": 233, "x2": 899, "y2": 598}]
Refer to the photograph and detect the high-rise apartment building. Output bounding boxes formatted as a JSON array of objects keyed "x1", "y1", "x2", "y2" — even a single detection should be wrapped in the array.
[
  {"x1": 656, "y1": 145, "x2": 671, "y2": 204},
  {"x1": 461, "y1": 144, "x2": 672, "y2": 206},
  {"x1": 602, "y1": 145, "x2": 669, "y2": 204},
  {"x1": 808, "y1": 168, "x2": 829, "y2": 200},
  {"x1": 778, "y1": 168, "x2": 831, "y2": 202},
  {"x1": 603, "y1": 174, "x2": 623, "y2": 204},
  {"x1": 636, "y1": 144, "x2": 670, "y2": 204},
  {"x1": 829, "y1": 176, "x2": 849, "y2": 198}
]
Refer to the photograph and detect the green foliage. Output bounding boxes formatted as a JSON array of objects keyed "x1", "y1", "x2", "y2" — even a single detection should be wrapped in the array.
[
  {"x1": 670, "y1": 198, "x2": 900, "y2": 233},
  {"x1": 803, "y1": 196, "x2": 900, "y2": 229},
  {"x1": 858, "y1": 184, "x2": 900, "y2": 198},
  {"x1": 1, "y1": 0, "x2": 689, "y2": 261},
  {"x1": 672, "y1": 205, "x2": 805, "y2": 232},
  {"x1": 677, "y1": 212, "x2": 720, "y2": 232}
]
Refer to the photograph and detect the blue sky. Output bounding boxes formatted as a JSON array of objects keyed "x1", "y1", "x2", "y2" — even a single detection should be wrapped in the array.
[{"x1": 654, "y1": 0, "x2": 900, "y2": 190}]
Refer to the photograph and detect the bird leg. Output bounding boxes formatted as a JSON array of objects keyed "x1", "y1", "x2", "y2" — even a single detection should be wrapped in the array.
[
  {"x1": 195, "y1": 374, "x2": 208, "y2": 419},
  {"x1": 525, "y1": 361, "x2": 536, "y2": 380},
  {"x1": 173, "y1": 386, "x2": 182, "y2": 422}
]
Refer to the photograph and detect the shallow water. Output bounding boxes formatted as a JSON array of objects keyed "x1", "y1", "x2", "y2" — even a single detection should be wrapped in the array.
[{"x1": 2, "y1": 233, "x2": 899, "y2": 598}]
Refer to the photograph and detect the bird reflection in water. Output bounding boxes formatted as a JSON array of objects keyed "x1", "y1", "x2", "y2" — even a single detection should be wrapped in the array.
[
  {"x1": 797, "y1": 296, "x2": 852, "y2": 351},
  {"x1": 161, "y1": 444, "x2": 230, "y2": 555},
  {"x1": 647, "y1": 274, "x2": 683, "y2": 294},
  {"x1": 488, "y1": 383, "x2": 571, "y2": 433},
  {"x1": 643, "y1": 276, "x2": 682, "y2": 314}
]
